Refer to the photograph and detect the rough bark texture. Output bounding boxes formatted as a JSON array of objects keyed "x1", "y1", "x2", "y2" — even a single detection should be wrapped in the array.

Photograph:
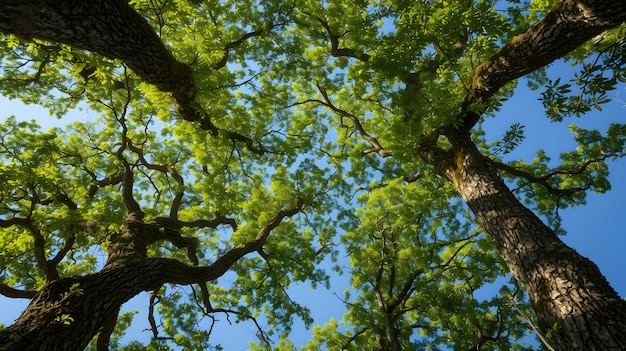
[
  {"x1": 0, "y1": 245, "x2": 251, "y2": 350},
  {"x1": 0, "y1": 257, "x2": 244, "y2": 351},
  {"x1": 440, "y1": 128, "x2": 626, "y2": 350},
  {"x1": 462, "y1": 0, "x2": 626, "y2": 128},
  {"x1": 0, "y1": 198, "x2": 303, "y2": 350},
  {"x1": 0, "y1": 0, "x2": 238, "y2": 143},
  {"x1": 0, "y1": 0, "x2": 193, "y2": 96},
  {"x1": 439, "y1": 1, "x2": 626, "y2": 348},
  {"x1": 1, "y1": 0, "x2": 626, "y2": 350},
  {"x1": 0, "y1": 260, "x2": 167, "y2": 351}
]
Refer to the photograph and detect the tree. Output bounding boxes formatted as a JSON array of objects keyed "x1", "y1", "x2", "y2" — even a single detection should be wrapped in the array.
[{"x1": 0, "y1": 0, "x2": 625, "y2": 350}]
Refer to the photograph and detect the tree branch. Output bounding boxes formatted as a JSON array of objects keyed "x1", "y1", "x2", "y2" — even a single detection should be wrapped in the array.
[
  {"x1": 461, "y1": 0, "x2": 626, "y2": 129},
  {"x1": 340, "y1": 327, "x2": 369, "y2": 350},
  {"x1": 254, "y1": 197, "x2": 305, "y2": 244},
  {"x1": 48, "y1": 234, "x2": 75, "y2": 267},
  {"x1": 96, "y1": 307, "x2": 119, "y2": 351},
  {"x1": 0, "y1": 217, "x2": 31, "y2": 228},
  {"x1": 125, "y1": 140, "x2": 186, "y2": 219},
  {"x1": 173, "y1": 98, "x2": 267, "y2": 154},
  {"x1": 147, "y1": 290, "x2": 172, "y2": 340},
  {"x1": 86, "y1": 171, "x2": 123, "y2": 197},
  {"x1": 147, "y1": 218, "x2": 200, "y2": 265},
  {"x1": 313, "y1": 15, "x2": 371, "y2": 62},
  {"x1": 0, "y1": 283, "x2": 36, "y2": 299},
  {"x1": 212, "y1": 28, "x2": 266, "y2": 70},
  {"x1": 182, "y1": 213, "x2": 238, "y2": 232},
  {"x1": 486, "y1": 154, "x2": 621, "y2": 196},
  {"x1": 0, "y1": 0, "x2": 266, "y2": 155},
  {"x1": 316, "y1": 84, "x2": 392, "y2": 157}
]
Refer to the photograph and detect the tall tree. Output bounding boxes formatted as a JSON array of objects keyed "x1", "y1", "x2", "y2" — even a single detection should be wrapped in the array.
[{"x1": 0, "y1": 0, "x2": 625, "y2": 350}]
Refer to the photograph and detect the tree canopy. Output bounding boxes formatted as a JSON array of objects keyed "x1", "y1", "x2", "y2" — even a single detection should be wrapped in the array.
[{"x1": 0, "y1": 0, "x2": 625, "y2": 350}]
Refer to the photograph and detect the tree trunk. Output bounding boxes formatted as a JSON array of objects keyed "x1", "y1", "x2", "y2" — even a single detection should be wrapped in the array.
[
  {"x1": 439, "y1": 127, "x2": 626, "y2": 350},
  {"x1": 2, "y1": 0, "x2": 626, "y2": 349}
]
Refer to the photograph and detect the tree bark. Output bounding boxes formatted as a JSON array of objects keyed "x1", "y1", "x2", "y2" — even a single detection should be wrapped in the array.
[
  {"x1": 2, "y1": 0, "x2": 626, "y2": 349},
  {"x1": 0, "y1": 256, "x2": 264, "y2": 350},
  {"x1": 0, "y1": 197, "x2": 302, "y2": 350},
  {"x1": 0, "y1": 0, "x2": 266, "y2": 152},
  {"x1": 0, "y1": 0, "x2": 193, "y2": 96},
  {"x1": 0, "y1": 257, "x2": 242, "y2": 351},
  {"x1": 461, "y1": 0, "x2": 626, "y2": 128},
  {"x1": 439, "y1": 127, "x2": 626, "y2": 350},
  {"x1": 0, "y1": 260, "x2": 167, "y2": 351}
]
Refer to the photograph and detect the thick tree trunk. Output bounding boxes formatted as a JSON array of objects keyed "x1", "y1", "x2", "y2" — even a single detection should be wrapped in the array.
[
  {"x1": 440, "y1": 128, "x2": 626, "y2": 350},
  {"x1": 2, "y1": 0, "x2": 626, "y2": 349}
]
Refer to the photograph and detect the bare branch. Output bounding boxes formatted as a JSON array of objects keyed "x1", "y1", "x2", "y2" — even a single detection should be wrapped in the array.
[
  {"x1": 212, "y1": 28, "x2": 265, "y2": 70},
  {"x1": 313, "y1": 16, "x2": 370, "y2": 62},
  {"x1": 316, "y1": 84, "x2": 392, "y2": 157},
  {"x1": 0, "y1": 283, "x2": 36, "y2": 299},
  {"x1": 486, "y1": 153, "x2": 622, "y2": 196}
]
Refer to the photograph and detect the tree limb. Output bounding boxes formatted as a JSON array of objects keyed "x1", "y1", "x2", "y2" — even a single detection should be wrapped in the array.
[
  {"x1": 0, "y1": 0, "x2": 266, "y2": 155},
  {"x1": 462, "y1": 0, "x2": 626, "y2": 129},
  {"x1": 212, "y1": 28, "x2": 266, "y2": 70},
  {"x1": 0, "y1": 283, "x2": 36, "y2": 299},
  {"x1": 487, "y1": 154, "x2": 621, "y2": 196},
  {"x1": 313, "y1": 15, "x2": 371, "y2": 62},
  {"x1": 96, "y1": 308, "x2": 119, "y2": 351},
  {"x1": 316, "y1": 84, "x2": 392, "y2": 157}
]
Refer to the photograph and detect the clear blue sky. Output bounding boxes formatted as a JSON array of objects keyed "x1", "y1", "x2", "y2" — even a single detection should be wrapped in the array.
[{"x1": 0, "y1": 62, "x2": 625, "y2": 349}]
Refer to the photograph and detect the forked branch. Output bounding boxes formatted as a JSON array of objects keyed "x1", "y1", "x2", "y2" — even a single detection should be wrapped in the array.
[
  {"x1": 487, "y1": 153, "x2": 623, "y2": 196},
  {"x1": 313, "y1": 15, "x2": 371, "y2": 62},
  {"x1": 315, "y1": 84, "x2": 392, "y2": 157}
]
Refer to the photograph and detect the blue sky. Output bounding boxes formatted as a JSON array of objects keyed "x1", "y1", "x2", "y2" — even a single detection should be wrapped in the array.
[{"x1": 0, "y1": 63, "x2": 625, "y2": 349}]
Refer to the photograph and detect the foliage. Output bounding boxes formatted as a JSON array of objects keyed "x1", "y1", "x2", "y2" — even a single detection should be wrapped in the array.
[{"x1": 1, "y1": 0, "x2": 625, "y2": 350}]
